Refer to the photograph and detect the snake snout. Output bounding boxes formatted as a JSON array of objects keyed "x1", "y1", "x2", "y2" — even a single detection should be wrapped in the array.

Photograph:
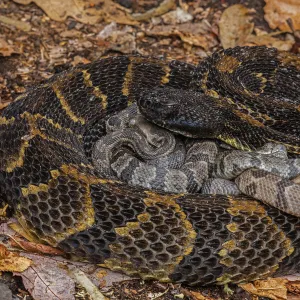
[{"x1": 138, "y1": 87, "x2": 226, "y2": 138}]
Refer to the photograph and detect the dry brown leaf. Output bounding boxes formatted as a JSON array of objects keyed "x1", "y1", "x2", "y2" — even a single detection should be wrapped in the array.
[
  {"x1": 9, "y1": 237, "x2": 65, "y2": 256},
  {"x1": 286, "y1": 280, "x2": 300, "y2": 296},
  {"x1": 246, "y1": 33, "x2": 294, "y2": 51},
  {"x1": 13, "y1": 0, "x2": 138, "y2": 25},
  {"x1": 14, "y1": 253, "x2": 129, "y2": 300},
  {"x1": 146, "y1": 21, "x2": 218, "y2": 50},
  {"x1": 161, "y1": 7, "x2": 193, "y2": 25},
  {"x1": 97, "y1": 22, "x2": 136, "y2": 53},
  {"x1": 219, "y1": 4, "x2": 294, "y2": 51},
  {"x1": 181, "y1": 288, "x2": 214, "y2": 300},
  {"x1": 264, "y1": 0, "x2": 300, "y2": 32},
  {"x1": 17, "y1": 255, "x2": 76, "y2": 300},
  {"x1": 240, "y1": 278, "x2": 288, "y2": 300},
  {"x1": 132, "y1": 0, "x2": 176, "y2": 21},
  {"x1": 0, "y1": 38, "x2": 18, "y2": 56},
  {"x1": 219, "y1": 4, "x2": 254, "y2": 48},
  {"x1": 0, "y1": 244, "x2": 32, "y2": 272},
  {"x1": 0, "y1": 15, "x2": 31, "y2": 31}
]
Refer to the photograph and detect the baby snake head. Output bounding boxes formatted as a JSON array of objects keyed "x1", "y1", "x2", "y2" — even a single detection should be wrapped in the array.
[{"x1": 137, "y1": 86, "x2": 226, "y2": 138}]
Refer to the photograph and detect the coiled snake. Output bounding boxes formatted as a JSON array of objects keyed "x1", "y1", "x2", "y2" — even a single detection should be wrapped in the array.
[{"x1": 0, "y1": 46, "x2": 299, "y2": 286}]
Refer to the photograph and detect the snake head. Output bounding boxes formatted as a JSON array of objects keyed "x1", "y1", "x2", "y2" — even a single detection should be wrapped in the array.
[{"x1": 137, "y1": 87, "x2": 227, "y2": 138}]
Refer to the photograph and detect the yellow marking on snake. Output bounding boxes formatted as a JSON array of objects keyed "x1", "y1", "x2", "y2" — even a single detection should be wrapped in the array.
[
  {"x1": 144, "y1": 191, "x2": 197, "y2": 257},
  {"x1": 266, "y1": 138, "x2": 300, "y2": 155},
  {"x1": 216, "y1": 197, "x2": 294, "y2": 285},
  {"x1": 52, "y1": 83, "x2": 86, "y2": 125},
  {"x1": 160, "y1": 66, "x2": 171, "y2": 84},
  {"x1": 200, "y1": 70, "x2": 209, "y2": 91},
  {"x1": 233, "y1": 109, "x2": 265, "y2": 127},
  {"x1": 3, "y1": 113, "x2": 84, "y2": 172},
  {"x1": 216, "y1": 55, "x2": 241, "y2": 73},
  {"x1": 0, "y1": 116, "x2": 15, "y2": 125},
  {"x1": 82, "y1": 69, "x2": 108, "y2": 110},
  {"x1": 104, "y1": 191, "x2": 196, "y2": 282},
  {"x1": 122, "y1": 61, "x2": 133, "y2": 101},
  {"x1": 5, "y1": 140, "x2": 30, "y2": 173},
  {"x1": 19, "y1": 165, "x2": 96, "y2": 245}
]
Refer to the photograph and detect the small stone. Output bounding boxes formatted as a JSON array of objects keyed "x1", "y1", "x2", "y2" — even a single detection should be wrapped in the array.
[{"x1": 0, "y1": 282, "x2": 12, "y2": 300}]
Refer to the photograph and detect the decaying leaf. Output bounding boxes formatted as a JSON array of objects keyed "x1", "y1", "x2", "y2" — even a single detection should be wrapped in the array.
[
  {"x1": 97, "y1": 22, "x2": 136, "y2": 53},
  {"x1": 0, "y1": 244, "x2": 32, "y2": 272},
  {"x1": 13, "y1": 0, "x2": 138, "y2": 25},
  {"x1": 0, "y1": 15, "x2": 31, "y2": 32},
  {"x1": 161, "y1": 7, "x2": 193, "y2": 25},
  {"x1": 240, "y1": 277, "x2": 288, "y2": 300},
  {"x1": 219, "y1": 4, "x2": 294, "y2": 51},
  {"x1": 286, "y1": 280, "x2": 300, "y2": 297},
  {"x1": 264, "y1": 0, "x2": 300, "y2": 32},
  {"x1": 246, "y1": 33, "x2": 294, "y2": 51},
  {"x1": 0, "y1": 38, "x2": 18, "y2": 57},
  {"x1": 219, "y1": 4, "x2": 254, "y2": 48},
  {"x1": 146, "y1": 21, "x2": 218, "y2": 50},
  {"x1": 9, "y1": 236, "x2": 65, "y2": 256},
  {"x1": 181, "y1": 287, "x2": 215, "y2": 299},
  {"x1": 132, "y1": 0, "x2": 176, "y2": 21},
  {"x1": 17, "y1": 255, "x2": 76, "y2": 300},
  {"x1": 13, "y1": 253, "x2": 128, "y2": 300}
]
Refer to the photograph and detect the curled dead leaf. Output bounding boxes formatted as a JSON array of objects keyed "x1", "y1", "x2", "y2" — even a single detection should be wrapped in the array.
[
  {"x1": 219, "y1": 4, "x2": 294, "y2": 51},
  {"x1": 246, "y1": 33, "x2": 294, "y2": 51},
  {"x1": 146, "y1": 21, "x2": 218, "y2": 50},
  {"x1": 264, "y1": 0, "x2": 300, "y2": 32},
  {"x1": 286, "y1": 280, "x2": 300, "y2": 296},
  {"x1": 240, "y1": 277, "x2": 288, "y2": 300},
  {"x1": 0, "y1": 38, "x2": 18, "y2": 57},
  {"x1": 132, "y1": 0, "x2": 176, "y2": 21},
  {"x1": 0, "y1": 244, "x2": 32, "y2": 272},
  {"x1": 0, "y1": 15, "x2": 31, "y2": 32},
  {"x1": 181, "y1": 287, "x2": 214, "y2": 300},
  {"x1": 219, "y1": 4, "x2": 254, "y2": 48},
  {"x1": 13, "y1": 0, "x2": 137, "y2": 25}
]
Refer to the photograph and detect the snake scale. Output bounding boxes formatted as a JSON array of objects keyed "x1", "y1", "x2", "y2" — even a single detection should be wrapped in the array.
[{"x1": 0, "y1": 46, "x2": 299, "y2": 286}]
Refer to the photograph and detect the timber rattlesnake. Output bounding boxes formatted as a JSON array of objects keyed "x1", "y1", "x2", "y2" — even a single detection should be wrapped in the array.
[{"x1": 0, "y1": 46, "x2": 299, "y2": 286}]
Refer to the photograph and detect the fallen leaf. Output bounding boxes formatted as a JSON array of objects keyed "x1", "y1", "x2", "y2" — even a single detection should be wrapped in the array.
[
  {"x1": 17, "y1": 255, "x2": 76, "y2": 300},
  {"x1": 97, "y1": 22, "x2": 136, "y2": 53},
  {"x1": 0, "y1": 15, "x2": 31, "y2": 32},
  {"x1": 264, "y1": 0, "x2": 300, "y2": 32},
  {"x1": 132, "y1": 0, "x2": 176, "y2": 21},
  {"x1": 13, "y1": 253, "x2": 129, "y2": 300},
  {"x1": 181, "y1": 287, "x2": 214, "y2": 300},
  {"x1": 71, "y1": 56, "x2": 91, "y2": 66},
  {"x1": 219, "y1": 4, "x2": 294, "y2": 51},
  {"x1": 286, "y1": 280, "x2": 300, "y2": 296},
  {"x1": 219, "y1": 4, "x2": 254, "y2": 48},
  {"x1": 0, "y1": 38, "x2": 18, "y2": 56},
  {"x1": 240, "y1": 278, "x2": 288, "y2": 300},
  {"x1": 0, "y1": 244, "x2": 32, "y2": 272},
  {"x1": 13, "y1": 0, "x2": 137, "y2": 25},
  {"x1": 161, "y1": 7, "x2": 193, "y2": 25},
  {"x1": 246, "y1": 33, "x2": 294, "y2": 51},
  {"x1": 9, "y1": 236, "x2": 65, "y2": 256},
  {"x1": 146, "y1": 21, "x2": 218, "y2": 50}
]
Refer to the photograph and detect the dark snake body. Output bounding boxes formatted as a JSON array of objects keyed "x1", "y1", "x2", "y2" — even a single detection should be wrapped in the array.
[{"x1": 0, "y1": 46, "x2": 299, "y2": 286}]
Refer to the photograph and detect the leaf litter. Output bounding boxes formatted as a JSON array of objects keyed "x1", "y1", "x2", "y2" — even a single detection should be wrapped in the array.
[{"x1": 1, "y1": 0, "x2": 300, "y2": 299}]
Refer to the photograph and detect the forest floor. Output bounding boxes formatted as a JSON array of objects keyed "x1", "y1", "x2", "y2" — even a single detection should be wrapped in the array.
[{"x1": 0, "y1": 0, "x2": 300, "y2": 299}]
